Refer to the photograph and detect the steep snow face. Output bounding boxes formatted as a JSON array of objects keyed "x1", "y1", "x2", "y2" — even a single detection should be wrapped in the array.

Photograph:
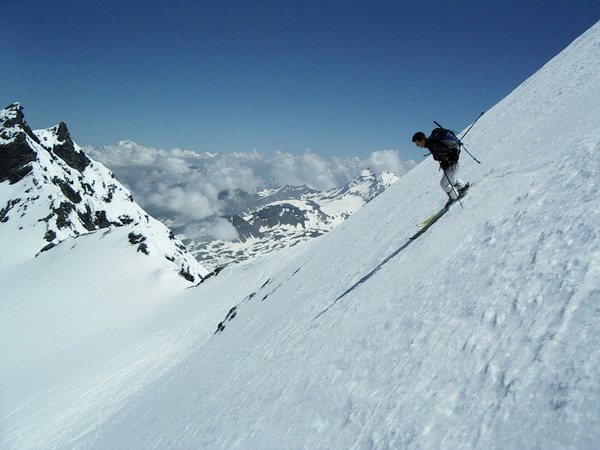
[{"x1": 2, "y1": 21, "x2": 600, "y2": 449}]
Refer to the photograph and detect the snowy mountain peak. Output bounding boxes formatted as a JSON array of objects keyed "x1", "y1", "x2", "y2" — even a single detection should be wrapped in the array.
[
  {"x1": 359, "y1": 168, "x2": 373, "y2": 178},
  {"x1": 0, "y1": 104, "x2": 209, "y2": 281},
  {"x1": 380, "y1": 170, "x2": 399, "y2": 186},
  {"x1": 324, "y1": 167, "x2": 399, "y2": 202},
  {"x1": 36, "y1": 121, "x2": 92, "y2": 172},
  {"x1": 117, "y1": 139, "x2": 141, "y2": 149},
  {"x1": 1, "y1": 102, "x2": 24, "y2": 129},
  {"x1": 0, "y1": 103, "x2": 43, "y2": 184}
]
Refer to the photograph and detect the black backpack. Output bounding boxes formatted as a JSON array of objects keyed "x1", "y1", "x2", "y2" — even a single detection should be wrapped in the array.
[
  {"x1": 430, "y1": 127, "x2": 461, "y2": 149},
  {"x1": 429, "y1": 127, "x2": 461, "y2": 163}
]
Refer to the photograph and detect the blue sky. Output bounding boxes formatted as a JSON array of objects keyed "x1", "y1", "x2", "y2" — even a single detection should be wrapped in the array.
[{"x1": 3, "y1": 0, "x2": 599, "y2": 159}]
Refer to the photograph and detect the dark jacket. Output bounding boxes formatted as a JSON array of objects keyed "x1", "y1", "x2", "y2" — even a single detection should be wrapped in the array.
[{"x1": 424, "y1": 137, "x2": 460, "y2": 170}]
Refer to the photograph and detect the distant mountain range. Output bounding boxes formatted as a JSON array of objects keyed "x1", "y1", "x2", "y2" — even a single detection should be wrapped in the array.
[{"x1": 185, "y1": 169, "x2": 399, "y2": 269}]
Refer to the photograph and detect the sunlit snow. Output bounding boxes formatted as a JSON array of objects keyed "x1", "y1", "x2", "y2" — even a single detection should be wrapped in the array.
[{"x1": 1, "y1": 20, "x2": 600, "y2": 449}]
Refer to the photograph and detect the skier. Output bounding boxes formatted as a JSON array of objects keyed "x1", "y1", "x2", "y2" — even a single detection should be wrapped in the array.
[{"x1": 412, "y1": 129, "x2": 470, "y2": 209}]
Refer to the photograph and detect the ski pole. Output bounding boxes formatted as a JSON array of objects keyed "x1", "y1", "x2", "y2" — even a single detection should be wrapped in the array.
[
  {"x1": 460, "y1": 143, "x2": 481, "y2": 164},
  {"x1": 459, "y1": 111, "x2": 484, "y2": 141},
  {"x1": 458, "y1": 112, "x2": 484, "y2": 164}
]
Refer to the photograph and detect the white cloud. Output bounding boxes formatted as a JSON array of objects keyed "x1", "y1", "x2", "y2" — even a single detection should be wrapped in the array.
[
  {"x1": 85, "y1": 142, "x2": 416, "y2": 223},
  {"x1": 207, "y1": 218, "x2": 240, "y2": 241},
  {"x1": 183, "y1": 218, "x2": 240, "y2": 242},
  {"x1": 269, "y1": 149, "x2": 339, "y2": 190},
  {"x1": 368, "y1": 149, "x2": 417, "y2": 175},
  {"x1": 147, "y1": 185, "x2": 216, "y2": 221}
]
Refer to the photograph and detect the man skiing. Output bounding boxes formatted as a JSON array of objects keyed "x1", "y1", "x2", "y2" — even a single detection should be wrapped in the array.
[{"x1": 412, "y1": 129, "x2": 470, "y2": 209}]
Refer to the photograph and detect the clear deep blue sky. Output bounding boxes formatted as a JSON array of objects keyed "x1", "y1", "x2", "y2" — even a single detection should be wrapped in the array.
[{"x1": 3, "y1": 0, "x2": 599, "y2": 159}]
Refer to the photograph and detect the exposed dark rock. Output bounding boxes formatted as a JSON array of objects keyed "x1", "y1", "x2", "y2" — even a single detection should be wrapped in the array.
[
  {"x1": 197, "y1": 265, "x2": 224, "y2": 283},
  {"x1": 50, "y1": 122, "x2": 91, "y2": 172},
  {"x1": 94, "y1": 210, "x2": 112, "y2": 229},
  {"x1": 44, "y1": 229, "x2": 57, "y2": 242},
  {"x1": 2, "y1": 103, "x2": 26, "y2": 128},
  {"x1": 129, "y1": 232, "x2": 156, "y2": 256},
  {"x1": 250, "y1": 203, "x2": 307, "y2": 229},
  {"x1": 0, "y1": 198, "x2": 21, "y2": 222},
  {"x1": 38, "y1": 213, "x2": 53, "y2": 223},
  {"x1": 81, "y1": 182, "x2": 94, "y2": 195},
  {"x1": 223, "y1": 214, "x2": 262, "y2": 242},
  {"x1": 218, "y1": 188, "x2": 259, "y2": 214},
  {"x1": 179, "y1": 267, "x2": 195, "y2": 282},
  {"x1": 0, "y1": 136, "x2": 37, "y2": 184},
  {"x1": 119, "y1": 215, "x2": 134, "y2": 225},
  {"x1": 128, "y1": 232, "x2": 146, "y2": 245},
  {"x1": 54, "y1": 201, "x2": 75, "y2": 229},
  {"x1": 103, "y1": 184, "x2": 117, "y2": 202},
  {"x1": 77, "y1": 205, "x2": 96, "y2": 231},
  {"x1": 39, "y1": 242, "x2": 56, "y2": 253},
  {"x1": 1, "y1": 104, "x2": 206, "y2": 281},
  {"x1": 52, "y1": 177, "x2": 82, "y2": 203},
  {"x1": 215, "y1": 306, "x2": 238, "y2": 334}
]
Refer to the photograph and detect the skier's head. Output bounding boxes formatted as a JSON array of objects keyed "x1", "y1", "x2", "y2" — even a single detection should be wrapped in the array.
[{"x1": 412, "y1": 131, "x2": 426, "y2": 148}]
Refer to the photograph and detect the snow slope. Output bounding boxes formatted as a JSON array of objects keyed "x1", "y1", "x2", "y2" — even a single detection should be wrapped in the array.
[
  {"x1": 2, "y1": 20, "x2": 600, "y2": 449},
  {"x1": 0, "y1": 230, "x2": 297, "y2": 448}
]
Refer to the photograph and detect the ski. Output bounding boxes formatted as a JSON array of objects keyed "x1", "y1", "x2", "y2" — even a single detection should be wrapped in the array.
[
  {"x1": 410, "y1": 180, "x2": 475, "y2": 240},
  {"x1": 417, "y1": 208, "x2": 447, "y2": 227},
  {"x1": 410, "y1": 208, "x2": 448, "y2": 240}
]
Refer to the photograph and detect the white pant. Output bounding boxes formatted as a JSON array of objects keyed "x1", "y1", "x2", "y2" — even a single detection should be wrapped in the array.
[{"x1": 440, "y1": 163, "x2": 466, "y2": 200}]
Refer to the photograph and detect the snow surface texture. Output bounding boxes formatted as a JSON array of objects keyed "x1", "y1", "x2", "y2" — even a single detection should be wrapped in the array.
[{"x1": 2, "y1": 20, "x2": 600, "y2": 449}]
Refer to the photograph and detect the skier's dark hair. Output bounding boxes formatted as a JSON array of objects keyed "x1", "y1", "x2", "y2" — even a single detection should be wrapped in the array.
[{"x1": 412, "y1": 131, "x2": 426, "y2": 142}]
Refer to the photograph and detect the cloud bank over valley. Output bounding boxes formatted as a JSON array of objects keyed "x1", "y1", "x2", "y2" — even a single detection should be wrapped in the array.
[{"x1": 85, "y1": 141, "x2": 416, "y2": 240}]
